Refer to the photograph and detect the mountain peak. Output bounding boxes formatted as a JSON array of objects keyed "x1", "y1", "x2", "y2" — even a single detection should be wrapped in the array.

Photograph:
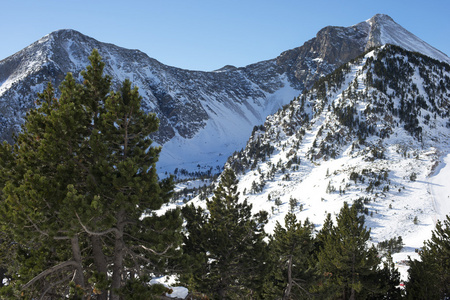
[
  {"x1": 366, "y1": 13, "x2": 395, "y2": 25},
  {"x1": 44, "y1": 29, "x2": 101, "y2": 49},
  {"x1": 35, "y1": 29, "x2": 88, "y2": 46},
  {"x1": 363, "y1": 14, "x2": 450, "y2": 64},
  {"x1": 48, "y1": 28, "x2": 84, "y2": 36}
]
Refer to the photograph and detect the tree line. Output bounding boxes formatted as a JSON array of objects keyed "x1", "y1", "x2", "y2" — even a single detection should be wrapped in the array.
[{"x1": 0, "y1": 50, "x2": 449, "y2": 299}]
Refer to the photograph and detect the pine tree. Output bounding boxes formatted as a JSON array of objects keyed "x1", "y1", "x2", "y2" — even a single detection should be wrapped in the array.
[
  {"x1": 406, "y1": 215, "x2": 450, "y2": 299},
  {"x1": 315, "y1": 202, "x2": 381, "y2": 299},
  {"x1": 264, "y1": 212, "x2": 316, "y2": 299},
  {"x1": 181, "y1": 169, "x2": 268, "y2": 299},
  {"x1": 179, "y1": 203, "x2": 210, "y2": 294},
  {"x1": 0, "y1": 49, "x2": 182, "y2": 299},
  {"x1": 315, "y1": 213, "x2": 334, "y2": 252}
]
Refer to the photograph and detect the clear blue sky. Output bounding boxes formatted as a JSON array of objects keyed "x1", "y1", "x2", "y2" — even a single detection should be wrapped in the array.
[{"x1": 1, "y1": 0, "x2": 449, "y2": 71}]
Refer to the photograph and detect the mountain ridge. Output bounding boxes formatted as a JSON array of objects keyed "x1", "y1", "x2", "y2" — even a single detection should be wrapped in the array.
[{"x1": 1, "y1": 14, "x2": 449, "y2": 176}]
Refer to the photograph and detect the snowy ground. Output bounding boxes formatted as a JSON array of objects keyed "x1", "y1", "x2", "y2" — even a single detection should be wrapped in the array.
[
  {"x1": 234, "y1": 144, "x2": 450, "y2": 283},
  {"x1": 388, "y1": 153, "x2": 450, "y2": 282},
  {"x1": 150, "y1": 276, "x2": 189, "y2": 299},
  {"x1": 429, "y1": 153, "x2": 450, "y2": 221}
]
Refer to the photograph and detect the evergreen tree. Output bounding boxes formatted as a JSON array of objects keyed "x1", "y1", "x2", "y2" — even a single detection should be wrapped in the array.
[
  {"x1": 0, "y1": 49, "x2": 182, "y2": 299},
  {"x1": 405, "y1": 215, "x2": 450, "y2": 299},
  {"x1": 375, "y1": 253, "x2": 403, "y2": 300},
  {"x1": 264, "y1": 212, "x2": 316, "y2": 299},
  {"x1": 181, "y1": 169, "x2": 268, "y2": 299},
  {"x1": 315, "y1": 202, "x2": 382, "y2": 299}
]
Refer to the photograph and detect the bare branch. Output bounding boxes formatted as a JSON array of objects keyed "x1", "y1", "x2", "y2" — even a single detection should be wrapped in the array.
[
  {"x1": 53, "y1": 235, "x2": 71, "y2": 240},
  {"x1": 124, "y1": 247, "x2": 160, "y2": 272},
  {"x1": 22, "y1": 260, "x2": 79, "y2": 290},
  {"x1": 126, "y1": 247, "x2": 152, "y2": 264},
  {"x1": 39, "y1": 273, "x2": 73, "y2": 300},
  {"x1": 26, "y1": 215, "x2": 70, "y2": 240},
  {"x1": 75, "y1": 212, "x2": 119, "y2": 236},
  {"x1": 138, "y1": 243, "x2": 173, "y2": 256},
  {"x1": 292, "y1": 280, "x2": 315, "y2": 297},
  {"x1": 26, "y1": 215, "x2": 49, "y2": 237}
]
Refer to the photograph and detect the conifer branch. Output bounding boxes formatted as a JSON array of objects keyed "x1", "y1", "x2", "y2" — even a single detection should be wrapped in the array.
[
  {"x1": 71, "y1": 156, "x2": 98, "y2": 186},
  {"x1": 125, "y1": 247, "x2": 153, "y2": 265}
]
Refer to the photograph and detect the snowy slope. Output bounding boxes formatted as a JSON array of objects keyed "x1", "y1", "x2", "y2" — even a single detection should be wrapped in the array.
[
  {"x1": 158, "y1": 75, "x2": 299, "y2": 174},
  {"x1": 171, "y1": 46, "x2": 450, "y2": 283}
]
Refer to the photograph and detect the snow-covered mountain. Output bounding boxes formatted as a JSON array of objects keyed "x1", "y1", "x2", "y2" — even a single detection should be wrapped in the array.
[
  {"x1": 0, "y1": 14, "x2": 449, "y2": 177},
  {"x1": 212, "y1": 45, "x2": 449, "y2": 280}
]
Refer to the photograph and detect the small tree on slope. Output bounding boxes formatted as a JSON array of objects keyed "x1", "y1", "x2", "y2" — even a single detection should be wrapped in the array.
[{"x1": 0, "y1": 49, "x2": 182, "y2": 299}]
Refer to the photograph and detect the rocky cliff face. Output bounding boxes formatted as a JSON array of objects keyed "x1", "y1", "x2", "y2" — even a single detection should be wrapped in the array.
[{"x1": 1, "y1": 14, "x2": 448, "y2": 174}]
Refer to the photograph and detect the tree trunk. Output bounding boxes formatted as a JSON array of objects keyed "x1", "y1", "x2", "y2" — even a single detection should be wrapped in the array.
[
  {"x1": 283, "y1": 255, "x2": 293, "y2": 300},
  {"x1": 350, "y1": 251, "x2": 356, "y2": 300},
  {"x1": 71, "y1": 235, "x2": 85, "y2": 299},
  {"x1": 92, "y1": 235, "x2": 108, "y2": 300},
  {"x1": 110, "y1": 210, "x2": 126, "y2": 300}
]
